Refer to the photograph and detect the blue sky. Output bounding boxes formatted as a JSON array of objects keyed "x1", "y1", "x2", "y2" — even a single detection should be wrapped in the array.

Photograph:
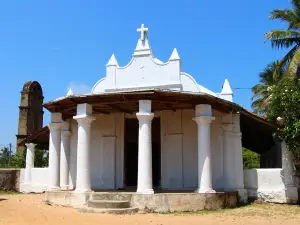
[{"x1": 0, "y1": 0, "x2": 291, "y2": 150}]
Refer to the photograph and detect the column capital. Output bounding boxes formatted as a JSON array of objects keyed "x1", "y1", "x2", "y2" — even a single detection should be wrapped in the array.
[
  {"x1": 48, "y1": 122, "x2": 62, "y2": 131},
  {"x1": 25, "y1": 143, "x2": 36, "y2": 150},
  {"x1": 61, "y1": 130, "x2": 72, "y2": 137},
  {"x1": 136, "y1": 112, "x2": 154, "y2": 121},
  {"x1": 221, "y1": 123, "x2": 234, "y2": 132},
  {"x1": 193, "y1": 116, "x2": 215, "y2": 125},
  {"x1": 221, "y1": 124, "x2": 242, "y2": 137},
  {"x1": 73, "y1": 115, "x2": 95, "y2": 126}
]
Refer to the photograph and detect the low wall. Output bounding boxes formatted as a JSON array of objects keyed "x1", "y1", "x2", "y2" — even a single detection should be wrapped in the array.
[
  {"x1": 0, "y1": 169, "x2": 21, "y2": 191},
  {"x1": 244, "y1": 169, "x2": 298, "y2": 204},
  {"x1": 45, "y1": 191, "x2": 238, "y2": 212},
  {"x1": 19, "y1": 168, "x2": 48, "y2": 193}
]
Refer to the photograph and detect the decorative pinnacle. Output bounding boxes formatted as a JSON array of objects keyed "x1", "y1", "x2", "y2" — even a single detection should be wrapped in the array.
[
  {"x1": 66, "y1": 88, "x2": 73, "y2": 96},
  {"x1": 106, "y1": 54, "x2": 118, "y2": 66},
  {"x1": 169, "y1": 48, "x2": 180, "y2": 61},
  {"x1": 221, "y1": 79, "x2": 233, "y2": 94}
]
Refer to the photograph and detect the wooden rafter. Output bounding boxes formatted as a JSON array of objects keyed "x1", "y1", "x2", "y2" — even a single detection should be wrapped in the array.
[{"x1": 108, "y1": 104, "x2": 133, "y2": 114}]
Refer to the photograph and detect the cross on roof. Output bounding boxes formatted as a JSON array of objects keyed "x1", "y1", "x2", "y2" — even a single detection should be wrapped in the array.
[{"x1": 137, "y1": 24, "x2": 148, "y2": 41}]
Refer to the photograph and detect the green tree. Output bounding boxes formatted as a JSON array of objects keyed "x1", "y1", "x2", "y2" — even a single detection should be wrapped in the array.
[
  {"x1": 266, "y1": 78, "x2": 300, "y2": 160},
  {"x1": 242, "y1": 148, "x2": 260, "y2": 169},
  {"x1": 34, "y1": 149, "x2": 48, "y2": 168},
  {"x1": 265, "y1": 0, "x2": 300, "y2": 79},
  {"x1": 0, "y1": 147, "x2": 10, "y2": 167},
  {"x1": 251, "y1": 61, "x2": 284, "y2": 114},
  {"x1": 0, "y1": 147, "x2": 48, "y2": 168}
]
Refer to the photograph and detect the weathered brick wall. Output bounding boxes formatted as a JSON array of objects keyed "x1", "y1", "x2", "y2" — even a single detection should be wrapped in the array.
[{"x1": 0, "y1": 169, "x2": 21, "y2": 191}]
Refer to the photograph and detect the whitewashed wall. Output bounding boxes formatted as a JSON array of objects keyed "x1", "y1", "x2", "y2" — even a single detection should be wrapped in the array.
[
  {"x1": 69, "y1": 109, "x2": 224, "y2": 191},
  {"x1": 211, "y1": 112, "x2": 224, "y2": 190},
  {"x1": 160, "y1": 109, "x2": 224, "y2": 190},
  {"x1": 19, "y1": 168, "x2": 48, "y2": 193},
  {"x1": 69, "y1": 113, "x2": 123, "y2": 190},
  {"x1": 244, "y1": 169, "x2": 298, "y2": 203}
]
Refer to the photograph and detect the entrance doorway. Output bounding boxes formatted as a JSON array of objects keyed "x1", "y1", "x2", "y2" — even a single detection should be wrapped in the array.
[{"x1": 124, "y1": 117, "x2": 161, "y2": 188}]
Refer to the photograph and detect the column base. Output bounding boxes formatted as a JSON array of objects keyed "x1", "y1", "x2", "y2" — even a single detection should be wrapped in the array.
[
  {"x1": 136, "y1": 188, "x2": 154, "y2": 195},
  {"x1": 20, "y1": 183, "x2": 31, "y2": 193},
  {"x1": 195, "y1": 188, "x2": 216, "y2": 194},
  {"x1": 60, "y1": 185, "x2": 70, "y2": 191},
  {"x1": 47, "y1": 186, "x2": 61, "y2": 191},
  {"x1": 74, "y1": 188, "x2": 92, "y2": 193},
  {"x1": 237, "y1": 188, "x2": 248, "y2": 204}
]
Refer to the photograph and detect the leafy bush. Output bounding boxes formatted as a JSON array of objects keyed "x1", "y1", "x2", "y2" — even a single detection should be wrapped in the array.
[
  {"x1": 267, "y1": 79, "x2": 300, "y2": 161},
  {"x1": 242, "y1": 148, "x2": 260, "y2": 169},
  {"x1": 0, "y1": 147, "x2": 48, "y2": 168}
]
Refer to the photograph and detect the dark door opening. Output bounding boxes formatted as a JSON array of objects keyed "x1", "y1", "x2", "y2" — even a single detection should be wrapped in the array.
[{"x1": 124, "y1": 117, "x2": 161, "y2": 188}]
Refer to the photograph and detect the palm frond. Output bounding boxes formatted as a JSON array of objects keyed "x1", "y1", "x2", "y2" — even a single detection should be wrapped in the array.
[
  {"x1": 275, "y1": 45, "x2": 298, "y2": 80},
  {"x1": 285, "y1": 46, "x2": 300, "y2": 79},
  {"x1": 251, "y1": 84, "x2": 269, "y2": 100},
  {"x1": 291, "y1": 0, "x2": 300, "y2": 17},
  {"x1": 259, "y1": 61, "x2": 283, "y2": 84},
  {"x1": 251, "y1": 99, "x2": 268, "y2": 115},
  {"x1": 270, "y1": 9, "x2": 300, "y2": 29},
  {"x1": 265, "y1": 30, "x2": 300, "y2": 48}
]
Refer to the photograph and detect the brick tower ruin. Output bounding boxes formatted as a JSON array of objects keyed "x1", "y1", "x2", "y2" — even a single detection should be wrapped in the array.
[{"x1": 16, "y1": 81, "x2": 44, "y2": 152}]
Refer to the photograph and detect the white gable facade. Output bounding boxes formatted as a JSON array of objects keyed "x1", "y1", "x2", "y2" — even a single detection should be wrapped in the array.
[{"x1": 42, "y1": 25, "x2": 247, "y2": 202}]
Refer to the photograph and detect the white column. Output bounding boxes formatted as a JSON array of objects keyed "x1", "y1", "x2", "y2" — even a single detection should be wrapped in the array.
[
  {"x1": 47, "y1": 113, "x2": 62, "y2": 190},
  {"x1": 194, "y1": 104, "x2": 215, "y2": 193},
  {"x1": 222, "y1": 113, "x2": 247, "y2": 203},
  {"x1": 281, "y1": 142, "x2": 298, "y2": 203},
  {"x1": 136, "y1": 100, "x2": 154, "y2": 194},
  {"x1": 60, "y1": 125, "x2": 71, "y2": 190},
  {"x1": 24, "y1": 143, "x2": 36, "y2": 185},
  {"x1": 232, "y1": 114, "x2": 245, "y2": 190},
  {"x1": 221, "y1": 114, "x2": 236, "y2": 191},
  {"x1": 73, "y1": 103, "x2": 95, "y2": 193}
]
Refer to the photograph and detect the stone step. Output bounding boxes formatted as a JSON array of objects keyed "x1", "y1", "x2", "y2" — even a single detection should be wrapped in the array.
[
  {"x1": 88, "y1": 200, "x2": 130, "y2": 209},
  {"x1": 91, "y1": 193, "x2": 133, "y2": 201},
  {"x1": 76, "y1": 206, "x2": 139, "y2": 214}
]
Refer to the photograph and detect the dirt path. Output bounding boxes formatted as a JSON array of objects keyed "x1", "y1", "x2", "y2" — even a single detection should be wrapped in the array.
[{"x1": 0, "y1": 194, "x2": 300, "y2": 225}]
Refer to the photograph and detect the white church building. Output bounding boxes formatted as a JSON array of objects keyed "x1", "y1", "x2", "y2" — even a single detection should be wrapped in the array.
[{"x1": 20, "y1": 24, "x2": 298, "y2": 212}]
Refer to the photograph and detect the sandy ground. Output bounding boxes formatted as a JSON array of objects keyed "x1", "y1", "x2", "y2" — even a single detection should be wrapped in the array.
[{"x1": 0, "y1": 193, "x2": 300, "y2": 225}]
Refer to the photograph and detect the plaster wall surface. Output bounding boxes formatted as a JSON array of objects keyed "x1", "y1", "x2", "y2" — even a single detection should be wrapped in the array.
[
  {"x1": 45, "y1": 191, "x2": 238, "y2": 212},
  {"x1": 244, "y1": 169, "x2": 298, "y2": 203},
  {"x1": 160, "y1": 109, "x2": 223, "y2": 190},
  {"x1": 244, "y1": 169, "x2": 285, "y2": 190},
  {"x1": 70, "y1": 113, "x2": 123, "y2": 190},
  {"x1": 112, "y1": 56, "x2": 181, "y2": 91},
  {"x1": 69, "y1": 109, "x2": 224, "y2": 191},
  {"x1": 19, "y1": 168, "x2": 48, "y2": 193}
]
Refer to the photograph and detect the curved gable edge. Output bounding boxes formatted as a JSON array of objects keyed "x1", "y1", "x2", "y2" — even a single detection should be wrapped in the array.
[
  {"x1": 180, "y1": 72, "x2": 217, "y2": 96},
  {"x1": 91, "y1": 77, "x2": 107, "y2": 93}
]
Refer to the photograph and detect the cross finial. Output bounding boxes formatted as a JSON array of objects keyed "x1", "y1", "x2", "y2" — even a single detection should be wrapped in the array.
[{"x1": 137, "y1": 24, "x2": 148, "y2": 41}]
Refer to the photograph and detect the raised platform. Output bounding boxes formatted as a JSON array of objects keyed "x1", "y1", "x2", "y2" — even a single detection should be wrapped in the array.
[{"x1": 45, "y1": 190, "x2": 238, "y2": 213}]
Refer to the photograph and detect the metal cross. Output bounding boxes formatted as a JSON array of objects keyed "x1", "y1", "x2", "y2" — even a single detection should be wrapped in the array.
[{"x1": 137, "y1": 24, "x2": 148, "y2": 41}]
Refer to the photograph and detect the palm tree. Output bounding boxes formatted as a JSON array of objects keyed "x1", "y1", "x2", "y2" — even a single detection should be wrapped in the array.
[
  {"x1": 265, "y1": 0, "x2": 300, "y2": 79},
  {"x1": 251, "y1": 61, "x2": 284, "y2": 115}
]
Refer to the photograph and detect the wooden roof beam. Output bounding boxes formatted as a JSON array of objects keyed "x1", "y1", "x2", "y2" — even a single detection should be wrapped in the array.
[
  {"x1": 164, "y1": 103, "x2": 176, "y2": 112},
  {"x1": 108, "y1": 104, "x2": 133, "y2": 114},
  {"x1": 93, "y1": 109, "x2": 110, "y2": 115}
]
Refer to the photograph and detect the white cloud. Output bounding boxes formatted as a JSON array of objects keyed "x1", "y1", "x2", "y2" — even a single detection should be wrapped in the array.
[{"x1": 67, "y1": 82, "x2": 91, "y2": 95}]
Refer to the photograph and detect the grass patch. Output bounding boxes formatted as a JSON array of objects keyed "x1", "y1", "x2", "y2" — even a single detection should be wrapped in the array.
[
  {"x1": 0, "y1": 190, "x2": 21, "y2": 195},
  {"x1": 161, "y1": 209, "x2": 223, "y2": 215},
  {"x1": 158, "y1": 202, "x2": 300, "y2": 216},
  {"x1": 159, "y1": 206, "x2": 246, "y2": 216}
]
